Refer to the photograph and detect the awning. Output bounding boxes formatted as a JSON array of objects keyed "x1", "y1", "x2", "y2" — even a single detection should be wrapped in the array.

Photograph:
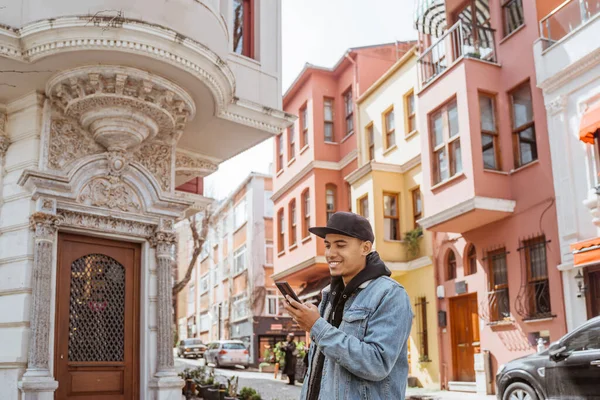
[
  {"x1": 298, "y1": 276, "x2": 330, "y2": 301},
  {"x1": 414, "y1": 0, "x2": 447, "y2": 38},
  {"x1": 580, "y1": 102, "x2": 600, "y2": 144},
  {"x1": 571, "y1": 238, "x2": 600, "y2": 267}
]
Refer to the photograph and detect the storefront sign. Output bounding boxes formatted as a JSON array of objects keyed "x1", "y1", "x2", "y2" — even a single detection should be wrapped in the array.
[{"x1": 270, "y1": 324, "x2": 283, "y2": 330}]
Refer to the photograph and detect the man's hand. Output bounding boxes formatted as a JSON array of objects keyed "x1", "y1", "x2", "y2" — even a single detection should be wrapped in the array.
[{"x1": 283, "y1": 296, "x2": 321, "y2": 332}]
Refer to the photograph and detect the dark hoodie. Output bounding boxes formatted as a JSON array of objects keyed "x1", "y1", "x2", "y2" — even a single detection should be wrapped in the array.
[{"x1": 307, "y1": 251, "x2": 391, "y2": 400}]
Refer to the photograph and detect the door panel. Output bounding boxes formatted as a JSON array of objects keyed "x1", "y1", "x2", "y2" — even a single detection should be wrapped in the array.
[
  {"x1": 450, "y1": 294, "x2": 479, "y2": 382},
  {"x1": 588, "y1": 269, "x2": 600, "y2": 318},
  {"x1": 55, "y1": 234, "x2": 140, "y2": 400}
]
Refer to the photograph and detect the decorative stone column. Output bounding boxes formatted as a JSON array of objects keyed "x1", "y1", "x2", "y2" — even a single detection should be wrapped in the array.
[
  {"x1": 149, "y1": 226, "x2": 183, "y2": 399},
  {"x1": 19, "y1": 212, "x2": 61, "y2": 400},
  {"x1": 0, "y1": 112, "x2": 9, "y2": 227}
]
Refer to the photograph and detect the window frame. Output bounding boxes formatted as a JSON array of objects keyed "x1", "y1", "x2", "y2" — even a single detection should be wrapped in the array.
[
  {"x1": 288, "y1": 124, "x2": 296, "y2": 161},
  {"x1": 365, "y1": 122, "x2": 375, "y2": 161},
  {"x1": 523, "y1": 236, "x2": 551, "y2": 318},
  {"x1": 415, "y1": 296, "x2": 430, "y2": 362},
  {"x1": 488, "y1": 248, "x2": 510, "y2": 321},
  {"x1": 509, "y1": 81, "x2": 538, "y2": 169},
  {"x1": 233, "y1": 197, "x2": 247, "y2": 230},
  {"x1": 265, "y1": 289, "x2": 279, "y2": 316},
  {"x1": 465, "y1": 244, "x2": 477, "y2": 276},
  {"x1": 276, "y1": 134, "x2": 284, "y2": 172},
  {"x1": 383, "y1": 192, "x2": 400, "y2": 241},
  {"x1": 301, "y1": 189, "x2": 310, "y2": 239},
  {"x1": 233, "y1": 244, "x2": 247, "y2": 275},
  {"x1": 326, "y1": 184, "x2": 337, "y2": 221},
  {"x1": 300, "y1": 104, "x2": 309, "y2": 148},
  {"x1": 289, "y1": 199, "x2": 297, "y2": 246},
  {"x1": 383, "y1": 105, "x2": 396, "y2": 150},
  {"x1": 430, "y1": 99, "x2": 461, "y2": 185},
  {"x1": 233, "y1": 0, "x2": 255, "y2": 59},
  {"x1": 501, "y1": 0, "x2": 525, "y2": 38},
  {"x1": 404, "y1": 89, "x2": 417, "y2": 136},
  {"x1": 324, "y1": 97, "x2": 334, "y2": 142},
  {"x1": 446, "y1": 250, "x2": 457, "y2": 281},
  {"x1": 358, "y1": 194, "x2": 369, "y2": 219},
  {"x1": 479, "y1": 92, "x2": 501, "y2": 171},
  {"x1": 343, "y1": 88, "x2": 354, "y2": 135},
  {"x1": 277, "y1": 208, "x2": 285, "y2": 253},
  {"x1": 411, "y1": 187, "x2": 422, "y2": 228}
]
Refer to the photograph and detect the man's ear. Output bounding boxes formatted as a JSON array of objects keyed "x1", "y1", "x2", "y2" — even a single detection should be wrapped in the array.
[{"x1": 361, "y1": 240, "x2": 373, "y2": 256}]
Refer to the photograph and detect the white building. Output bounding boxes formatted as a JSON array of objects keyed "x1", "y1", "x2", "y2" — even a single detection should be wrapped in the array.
[
  {"x1": 0, "y1": 1, "x2": 291, "y2": 399},
  {"x1": 534, "y1": 1, "x2": 600, "y2": 330}
]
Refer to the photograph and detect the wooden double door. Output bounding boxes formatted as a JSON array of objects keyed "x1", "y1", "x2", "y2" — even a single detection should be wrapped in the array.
[
  {"x1": 450, "y1": 293, "x2": 480, "y2": 382},
  {"x1": 55, "y1": 234, "x2": 140, "y2": 399},
  {"x1": 586, "y1": 266, "x2": 600, "y2": 318}
]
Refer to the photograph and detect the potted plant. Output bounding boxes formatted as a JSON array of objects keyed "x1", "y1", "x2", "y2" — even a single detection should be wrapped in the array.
[
  {"x1": 238, "y1": 387, "x2": 262, "y2": 400},
  {"x1": 224, "y1": 376, "x2": 239, "y2": 400},
  {"x1": 197, "y1": 369, "x2": 215, "y2": 399},
  {"x1": 207, "y1": 382, "x2": 223, "y2": 400},
  {"x1": 179, "y1": 368, "x2": 200, "y2": 396},
  {"x1": 403, "y1": 226, "x2": 423, "y2": 260}
]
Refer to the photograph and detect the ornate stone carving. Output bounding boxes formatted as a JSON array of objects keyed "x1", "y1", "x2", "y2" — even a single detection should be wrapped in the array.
[
  {"x1": 175, "y1": 151, "x2": 218, "y2": 177},
  {"x1": 57, "y1": 209, "x2": 155, "y2": 237},
  {"x1": 545, "y1": 95, "x2": 568, "y2": 115},
  {"x1": 29, "y1": 212, "x2": 62, "y2": 242},
  {"x1": 0, "y1": 111, "x2": 9, "y2": 158},
  {"x1": 134, "y1": 142, "x2": 172, "y2": 191},
  {"x1": 48, "y1": 118, "x2": 103, "y2": 170},
  {"x1": 78, "y1": 177, "x2": 142, "y2": 212},
  {"x1": 46, "y1": 66, "x2": 195, "y2": 150},
  {"x1": 150, "y1": 230, "x2": 177, "y2": 257},
  {"x1": 107, "y1": 150, "x2": 131, "y2": 178}
]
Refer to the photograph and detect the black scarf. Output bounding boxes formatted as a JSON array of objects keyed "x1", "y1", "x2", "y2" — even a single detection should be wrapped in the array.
[{"x1": 306, "y1": 252, "x2": 391, "y2": 400}]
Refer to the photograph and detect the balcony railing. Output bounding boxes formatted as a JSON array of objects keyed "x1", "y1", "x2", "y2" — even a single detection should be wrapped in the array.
[
  {"x1": 515, "y1": 279, "x2": 554, "y2": 321},
  {"x1": 540, "y1": 0, "x2": 600, "y2": 47},
  {"x1": 418, "y1": 20, "x2": 497, "y2": 85}
]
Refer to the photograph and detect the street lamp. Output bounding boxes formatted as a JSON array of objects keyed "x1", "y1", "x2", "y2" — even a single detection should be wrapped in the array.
[{"x1": 575, "y1": 269, "x2": 587, "y2": 298}]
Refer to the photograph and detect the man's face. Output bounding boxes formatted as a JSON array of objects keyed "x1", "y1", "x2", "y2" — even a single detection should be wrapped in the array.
[{"x1": 324, "y1": 233, "x2": 371, "y2": 280}]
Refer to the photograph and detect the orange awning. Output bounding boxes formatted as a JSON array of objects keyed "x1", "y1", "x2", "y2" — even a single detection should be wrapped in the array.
[
  {"x1": 580, "y1": 102, "x2": 600, "y2": 144},
  {"x1": 571, "y1": 238, "x2": 600, "y2": 267}
]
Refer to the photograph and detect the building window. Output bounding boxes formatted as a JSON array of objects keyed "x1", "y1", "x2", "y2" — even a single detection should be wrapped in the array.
[
  {"x1": 465, "y1": 244, "x2": 477, "y2": 276},
  {"x1": 188, "y1": 284, "x2": 195, "y2": 309},
  {"x1": 277, "y1": 134, "x2": 284, "y2": 172},
  {"x1": 488, "y1": 248, "x2": 510, "y2": 321},
  {"x1": 324, "y1": 98, "x2": 334, "y2": 142},
  {"x1": 222, "y1": 257, "x2": 229, "y2": 277},
  {"x1": 264, "y1": 191, "x2": 273, "y2": 218},
  {"x1": 431, "y1": 100, "x2": 461, "y2": 184},
  {"x1": 200, "y1": 275, "x2": 209, "y2": 293},
  {"x1": 302, "y1": 189, "x2": 310, "y2": 239},
  {"x1": 288, "y1": 125, "x2": 296, "y2": 161},
  {"x1": 265, "y1": 289, "x2": 279, "y2": 316},
  {"x1": 346, "y1": 182, "x2": 351, "y2": 211},
  {"x1": 265, "y1": 241, "x2": 274, "y2": 266},
  {"x1": 233, "y1": 0, "x2": 254, "y2": 58},
  {"x1": 344, "y1": 88, "x2": 354, "y2": 135},
  {"x1": 383, "y1": 193, "x2": 400, "y2": 241},
  {"x1": 233, "y1": 245, "x2": 247, "y2": 275},
  {"x1": 289, "y1": 199, "x2": 297, "y2": 246},
  {"x1": 412, "y1": 187, "x2": 422, "y2": 228},
  {"x1": 326, "y1": 184, "x2": 337, "y2": 221},
  {"x1": 480, "y1": 93, "x2": 500, "y2": 170},
  {"x1": 277, "y1": 209, "x2": 284, "y2": 253},
  {"x1": 502, "y1": 0, "x2": 524, "y2": 37},
  {"x1": 510, "y1": 81, "x2": 537, "y2": 168},
  {"x1": 233, "y1": 197, "x2": 247, "y2": 230},
  {"x1": 384, "y1": 107, "x2": 396, "y2": 149},
  {"x1": 446, "y1": 250, "x2": 457, "y2": 280},
  {"x1": 415, "y1": 296, "x2": 429, "y2": 361},
  {"x1": 301, "y1": 106, "x2": 309, "y2": 148},
  {"x1": 358, "y1": 195, "x2": 369, "y2": 219},
  {"x1": 232, "y1": 294, "x2": 248, "y2": 321},
  {"x1": 366, "y1": 123, "x2": 375, "y2": 161},
  {"x1": 522, "y1": 236, "x2": 551, "y2": 319},
  {"x1": 405, "y1": 90, "x2": 417, "y2": 135}
]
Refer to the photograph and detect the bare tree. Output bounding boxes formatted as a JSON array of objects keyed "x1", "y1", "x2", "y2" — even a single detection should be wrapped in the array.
[{"x1": 172, "y1": 209, "x2": 211, "y2": 296}]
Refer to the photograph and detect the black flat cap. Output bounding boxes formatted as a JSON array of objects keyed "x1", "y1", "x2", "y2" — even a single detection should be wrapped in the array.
[{"x1": 308, "y1": 211, "x2": 374, "y2": 243}]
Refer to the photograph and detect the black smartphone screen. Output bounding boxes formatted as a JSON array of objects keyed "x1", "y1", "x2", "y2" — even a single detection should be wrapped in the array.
[{"x1": 275, "y1": 281, "x2": 301, "y2": 303}]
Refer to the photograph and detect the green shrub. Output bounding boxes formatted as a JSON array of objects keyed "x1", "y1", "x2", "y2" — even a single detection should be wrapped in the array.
[{"x1": 239, "y1": 387, "x2": 262, "y2": 400}]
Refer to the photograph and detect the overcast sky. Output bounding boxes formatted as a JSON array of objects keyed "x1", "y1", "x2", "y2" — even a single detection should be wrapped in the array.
[{"x1": 205, "y1": 0, "x2": 417, "y2": 199}]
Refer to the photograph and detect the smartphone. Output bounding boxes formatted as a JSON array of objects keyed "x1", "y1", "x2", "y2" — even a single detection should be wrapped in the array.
[{"x1": 275, "y1": 281, "x2": 301, "y2": 304}]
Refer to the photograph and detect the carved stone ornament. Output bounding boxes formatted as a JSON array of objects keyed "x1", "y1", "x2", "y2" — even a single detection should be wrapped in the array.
[
  {"x1": 175, "y1": 151, "x2": 218, "y2": 177},
  {"x1": 57, "y1": 209, "x2": 155, "y2": 237},
  {"x1": 107, "y1": 150, "x2": 131, "y2": 177},
  {"x1": 149, "y1": 230, "x2": 177, "y2": 256},
  {"x1": 78, "y1": 177, "x2": 142, "y2": 212},
  {"x1": 48, "y1": 117, "x2": 104, "y2": 170},
  {"x1": 0, "y1": 134, "x2": 8, "y2": 158},
  {"x1": 29, "y1": 212, "x2": 62, "y2": 241},
  {"x1": 545, "y1": 95, "x2": 568, "y2": 116},
  {"x1": 46, "y1": 66, "x2": 195, "y2": 151},
  {"x1": 133, "y1": 142, "x2": 172, "y2": 191}
]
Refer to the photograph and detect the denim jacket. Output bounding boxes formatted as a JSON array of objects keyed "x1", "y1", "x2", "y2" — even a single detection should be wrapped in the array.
[{"x1": 300, "y1": 276, "x2": 413, "y2": 400}]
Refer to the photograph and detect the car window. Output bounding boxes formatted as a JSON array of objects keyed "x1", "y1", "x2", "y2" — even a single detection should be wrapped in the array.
[
  {"x1": 564, "y1": 325, "x2": 600, "y2": 354},
  {"x1": 208, "y1": 343, "x2": 218, "y2": 350},
  {"x1": 223, "y1": 343, "x2": 246, "y2": 350}
]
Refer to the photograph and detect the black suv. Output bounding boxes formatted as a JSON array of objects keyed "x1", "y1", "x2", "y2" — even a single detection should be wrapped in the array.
[{"x1": 496, "y1": 316, "x2": 600, "y2": 400}]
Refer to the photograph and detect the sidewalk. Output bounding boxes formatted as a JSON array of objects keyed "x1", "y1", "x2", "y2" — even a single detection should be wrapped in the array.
[{"x1": 406, "y1": 387, "x2": 496, "y2": 399}]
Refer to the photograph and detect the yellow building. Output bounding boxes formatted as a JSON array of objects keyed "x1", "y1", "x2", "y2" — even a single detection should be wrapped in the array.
[{"x1": 346, "y1": 46, "x2": 439, "y2": 389}]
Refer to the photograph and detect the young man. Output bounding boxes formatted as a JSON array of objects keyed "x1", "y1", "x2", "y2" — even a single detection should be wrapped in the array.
[
  {"x1": 282, "y1": 333, "x2": 297, "y2": 385},
  {"x1": 284, "y1": 211, "x2": 413, "y2": 400}
]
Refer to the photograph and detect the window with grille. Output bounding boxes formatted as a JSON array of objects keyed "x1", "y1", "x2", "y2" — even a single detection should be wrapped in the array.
[
  {"x1": 302, "y1": 189, "x2": 310, "y2": 239},
  {"x1": 405, "y1": 90, "x2": 417, "y2": 135},
  {"x1": 233, "y1": 245, "x2": 247, "y2": 275},
  {"x1": 288, "y1": 124, "x2": 296, "y2": 161},
  {"x1": 446, "y1": 250, "x2": 457, "y2": 280},
  {"x1": 301, "y1": 106, "x2": 309, "y2": 148},
  {"x1": 510, "y1": 82, "x2": 537, "y2": 168},
  {"x1": 412, "y1": 187, "x2": 422, "y2": 228},
  {"x1": 415, "y1": 296, "x2": 430, "y2": 362},
  {"x1": 289, "y1": 199, "x2": 297, "y2": 246},
  {"x1": 366, "y1": 123, "x2": 375, "y2": 161},
  {"x1": 358, "y1": 195, "x2": 369, "y2": 219},
  {"x1": 384, "y1": 107, "x2": 396, "y2": 149},
  {"x1": 431, "y1": 100, "x2": 461, "y2": 184},
  {"x1": 344, "y1": 89, "x2": 354, "y2": 135},
  {"x1": 502, "y1": 0, "x2": 524, "y2": 37},
  {"x1": 480, "y1": 93, "x2": 500, "y2": 170},
  {"x1": 523, "y1": 236, "x2": 551, "y2": 319},
  {"x1": 324, "y1": 98, "x2": 334, "y2": 142},
  {"x1": 383, "y1": 193, "x2": 399, "y2": 240},
  {"x1": 233, "y1": 0, "x2": 254, "y2": 58},
  {"x1": 488, "y1": 248, "x2": 510, "y2": 321},
  {"x1": 326, "y1": 184, "x2": 337, "y2": 221}
]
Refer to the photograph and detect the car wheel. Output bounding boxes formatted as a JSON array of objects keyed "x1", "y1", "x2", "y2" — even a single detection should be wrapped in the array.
[{"x1": 503, "y1": 382, "x2": 538, "y2": 400}]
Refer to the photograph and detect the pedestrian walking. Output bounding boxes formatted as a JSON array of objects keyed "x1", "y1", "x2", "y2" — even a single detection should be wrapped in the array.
[
  {"x1": 282, "y1": 333, "x2": 297, "y2": 385},
  {"x1": 283, "y1": 211, "x2": 413, "y2": 400}
]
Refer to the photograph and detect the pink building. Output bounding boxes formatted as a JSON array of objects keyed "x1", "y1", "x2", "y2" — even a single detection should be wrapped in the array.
[
  {"x1": 414, "y1": 0, "x2": 567, "y2": 394},
  {"x1": 271, "y1": 43, "x2": 414, "y2": 300}
]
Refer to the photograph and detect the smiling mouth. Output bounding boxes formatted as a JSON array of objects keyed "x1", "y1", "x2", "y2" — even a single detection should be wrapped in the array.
[{"x1": 328, "y1": 261, "x2": 342, "y2": 267}]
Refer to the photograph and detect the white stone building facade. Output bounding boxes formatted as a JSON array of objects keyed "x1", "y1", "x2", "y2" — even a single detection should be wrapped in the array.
[
  {"x1": 534, "y1": 4, "x2": 600, "y2": 330},
  {"x1": 0, "y1": 1, "x2": 291, "y2": 399}
]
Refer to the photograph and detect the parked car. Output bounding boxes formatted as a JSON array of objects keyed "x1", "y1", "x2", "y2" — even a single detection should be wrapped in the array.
[
  {"x1": 177, "y1": 338, "x2": 207, "y2": 359},
  {"x1": 205, "y1": 340, "x2": 250, "y2": 368},
  {"x1": 496, "y1": 316, "x2": 600, "y2": 400}
]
